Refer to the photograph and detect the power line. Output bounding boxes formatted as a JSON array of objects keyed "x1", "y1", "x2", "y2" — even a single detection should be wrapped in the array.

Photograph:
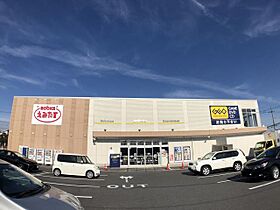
[{"x1": 269, "y1": 105, "x2": 276, "y2": 131}]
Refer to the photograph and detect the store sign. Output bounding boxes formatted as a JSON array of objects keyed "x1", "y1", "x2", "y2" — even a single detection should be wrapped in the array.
[
  {"x1": 210, "y1": 106, "x2": 240, "y2": 125},
  {"x1": 32, "y1": 104, "x2": 63, "y2": 125},
  {"x1": 159, "y1": 120, "x2": 184, "y2": 124}
]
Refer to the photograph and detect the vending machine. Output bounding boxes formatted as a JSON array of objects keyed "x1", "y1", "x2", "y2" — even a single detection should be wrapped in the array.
[
  {"x1": 28, "y1": 148, "x2": 36, "y2": 161},
  {"x1": 36, "y1": 148, "x2": 45, "y2": 164},
  {"x1": 44, "y1": 149, "x2": 53, "y2": 165}
]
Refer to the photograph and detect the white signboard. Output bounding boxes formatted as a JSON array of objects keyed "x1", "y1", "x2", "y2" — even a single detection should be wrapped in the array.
[{"x1": 32, "y1": 104, "x2": 63, "y2": 125}]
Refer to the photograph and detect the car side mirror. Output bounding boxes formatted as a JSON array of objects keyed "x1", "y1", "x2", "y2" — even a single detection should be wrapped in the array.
[
  {"x1": 212, "y1": 157, "x2": 216, "y2": 160},
  {"x1": 198, "y1": 157, "x2": 201, "y2": 160}
]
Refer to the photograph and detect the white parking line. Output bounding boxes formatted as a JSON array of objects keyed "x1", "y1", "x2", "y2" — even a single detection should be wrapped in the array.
[
  {"x1": 75, "y1": 196, "x2": 93, "y2": 199},
  {"x1": 197, "y1": 172, "x2": 239, "y2": 179},
  {"x1": 249, "y1": 179, "x2": 280, "y2": 190},
  {"x1": 217, "y1": 180, "x2": 231, "y2": 184},
  {"x1": 36, "y1": 175, "x2": 104, "y2": 181},
  {"x1": 45, "y1": 181, "x2": 100, "y2": 188},
  {"x1": 198, "y1": 172, "x2": 239, "y2": 179}
]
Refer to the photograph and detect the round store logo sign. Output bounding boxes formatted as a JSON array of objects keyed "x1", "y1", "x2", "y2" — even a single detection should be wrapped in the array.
[{"x1": 32, "y1": 104, "x2": 63, "y2": 125}]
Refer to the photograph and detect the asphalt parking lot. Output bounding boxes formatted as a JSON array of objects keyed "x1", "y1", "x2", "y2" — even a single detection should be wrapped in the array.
[{"x1": 32, "y1": 167, "x2": 280, "y2": 210}]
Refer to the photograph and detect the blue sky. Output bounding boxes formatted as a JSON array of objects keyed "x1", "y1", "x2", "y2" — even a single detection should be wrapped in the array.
[{"x1": 1, "y1": 0, "x2": 280, "y2": 129}]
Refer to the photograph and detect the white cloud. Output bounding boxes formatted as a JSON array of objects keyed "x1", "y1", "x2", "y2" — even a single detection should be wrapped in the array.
[
  {"x1": 1, "y1": 45, "x2": 279, "y2": 105},
  {"x1": 93, "y1": 0, "x2": 130, "y2": 23},
  {"x1": 190, "y1": 0, "x2": 227, "y2": 26},
  {"x1": 244, "y1": 2, "x2": 280, "y2": 38},
  {"x1": 164, "y1": 89, "x2": 212, "y2": 98},
  {"x1": 0, "y1": 84, "x2": 6, "y2": 89},
  {"x1": 72, "y1": 78, "x2": 79, "y2": 88},
  {"x1": 0, "y1": 68, "x2": 41, "y2": 85}
]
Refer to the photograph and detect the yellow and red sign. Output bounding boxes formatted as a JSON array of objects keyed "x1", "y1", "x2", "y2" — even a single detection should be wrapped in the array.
[{"x1": 32, "y1": 104, "x2": 63, "y2": 125}]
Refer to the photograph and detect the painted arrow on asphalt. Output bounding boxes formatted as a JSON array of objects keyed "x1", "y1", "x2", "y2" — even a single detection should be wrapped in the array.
[{"x1": 120, "y1": 176, "x2": 133, "y2": 183}]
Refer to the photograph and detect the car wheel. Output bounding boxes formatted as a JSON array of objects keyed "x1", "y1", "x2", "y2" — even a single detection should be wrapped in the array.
[
  {"x1": 201, "y1": 165, "x2": 211, "y2": 176},
  {"x1": 271, "y1": 166, "x2": 280, "y2": 180},
  {"x1": 86, "y1": 170, "x2": 94, "y2": 179},
  {"x1": 233, "y1": 162, "x2": 242, "y2": 171},
  {"x1": 53, "y1": 168, "x2": 61, "y2": 176}
]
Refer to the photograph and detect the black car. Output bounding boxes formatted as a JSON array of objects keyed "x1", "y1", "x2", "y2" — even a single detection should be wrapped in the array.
[
  {"x1": 0, "y1": 150, "x2": 39, "y2": 172},
  {"x1": 241, "y1": 146, "x2": 280, "y2": 180}
]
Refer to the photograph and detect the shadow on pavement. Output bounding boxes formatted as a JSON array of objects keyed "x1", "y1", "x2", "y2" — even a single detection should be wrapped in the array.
[
  {"x1": 227, "y1": 174, "x2": 267, "y2": 183},
  {"x1": 182, "y1": 171, "x2": 198, "y2": 176}
]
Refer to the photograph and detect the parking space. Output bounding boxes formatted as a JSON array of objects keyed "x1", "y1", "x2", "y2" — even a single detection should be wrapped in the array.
[{"x1": 33, "y1": 167, "x2": 280, "y2": 210}]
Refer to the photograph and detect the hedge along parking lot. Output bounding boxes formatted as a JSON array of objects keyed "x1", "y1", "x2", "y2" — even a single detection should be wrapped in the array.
[{"x1": 32, "y1": 167, "x2": 280, "y2": 210}]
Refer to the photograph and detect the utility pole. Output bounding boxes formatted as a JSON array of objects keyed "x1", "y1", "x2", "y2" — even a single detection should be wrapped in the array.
[{"x1": 269, "y1": 105, "x2": 276, "y2": 131}]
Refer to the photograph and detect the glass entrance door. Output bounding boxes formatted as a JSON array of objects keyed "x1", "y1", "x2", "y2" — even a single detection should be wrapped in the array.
[
  {"x1": 121, "y1": 140, "x2": 164, "y2": 166},
  {"x1": 153, "y1": 147, "x2": 160, "y2": 164},
  {"x1": 129, "y1": 147, "x2": 137, "y2": 165}
]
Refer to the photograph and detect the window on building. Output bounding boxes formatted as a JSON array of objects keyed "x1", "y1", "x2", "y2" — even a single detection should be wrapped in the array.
[{"x1": 242, "y1": 109, "x2": 258, "y2": 127}]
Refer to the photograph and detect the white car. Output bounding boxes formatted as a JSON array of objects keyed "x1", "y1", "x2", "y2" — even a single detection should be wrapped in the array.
[
  {"x1": 188, "y1": 149, "x2": 247, "y2": 176},
  {"x1": 0, "y1": 159, "x2": 83, "y2": 210},
  {"x1": 52, "y1": 153, "x2": 100, "y2": 179}
]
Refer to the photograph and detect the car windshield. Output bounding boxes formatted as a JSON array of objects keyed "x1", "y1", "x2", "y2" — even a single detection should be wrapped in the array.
[
  {"x1": 255, "y1": 142, "x2": 265, "y2": 149},
  {"x1": 78, "y1": 156, "x2": 93, "y2": 164},
  {"x1": 202, "y1": 152, "x2": 215, "y2": 160},
  {"x1": 85, "y1": 156, "x2": 93, "y2": 164},
  {"x1": 0, "y1": 163, "x2": 47, "y2": 198},
  {"x1": 257, "y1": 148, "x2": 278, "y2": 159}
]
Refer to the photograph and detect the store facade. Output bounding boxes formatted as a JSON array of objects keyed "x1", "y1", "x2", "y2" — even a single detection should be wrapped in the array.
[{"x1": 8, "y1": 96, "x2": 266, "y2": 167}]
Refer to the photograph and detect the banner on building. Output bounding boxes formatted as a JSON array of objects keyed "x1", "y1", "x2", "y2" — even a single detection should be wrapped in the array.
[
  {"x1": 183, "y1": 146, "x2": 191, "y2": 160},
  {"x1": 174, "y1": 146, "x2": 182, "y2": 162},
  {"x1": 32, "y1": 104, "x2": 63, "y2": 125},
  {"x1": 210, "y1": 105, "x2": 240, "y2": 125}
]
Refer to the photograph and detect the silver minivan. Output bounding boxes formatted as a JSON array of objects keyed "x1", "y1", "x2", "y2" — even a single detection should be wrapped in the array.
[{"x1": 0, "y1": 159, "x2": 83, "y2": 210}]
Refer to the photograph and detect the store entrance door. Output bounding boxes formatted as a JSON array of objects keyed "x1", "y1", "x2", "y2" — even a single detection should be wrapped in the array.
[{"x1": 120, "y1": 140, "x2": 162, "y2": 166}]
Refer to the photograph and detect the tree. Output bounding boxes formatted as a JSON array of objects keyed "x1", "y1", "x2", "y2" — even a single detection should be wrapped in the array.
[{"x1": 0, "y1": 130, "x2": 8, "y2": 149}]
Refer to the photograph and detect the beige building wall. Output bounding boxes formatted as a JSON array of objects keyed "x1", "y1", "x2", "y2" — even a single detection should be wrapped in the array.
[
  {"x1": 88, "y1": 97, "x2": 265, "y2": 166},
  {"x1": 227, "y1": 134, "x2": 265, "y2": 156},
  {"x1": 90, "y1": 98, "x2": 261, "y2": 132},
  {"x1": 8, "y1": 97, "x2": 90, "y2": 154}
]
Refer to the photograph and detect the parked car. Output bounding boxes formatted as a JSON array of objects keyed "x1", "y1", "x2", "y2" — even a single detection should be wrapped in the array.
[
  {"x1": 188, "y1": 149, "x2": 247, "y2": 176},
  {"x1": 0, "y1": 150, "x2": 38, "y2": 172},
  {"x1": 52, "y1": 153, "x2": 100, "y2": 179},
  {"x1": 253, "y1": 139, "x2": 276, "y2": 157},
  {"x1": 241, "y1": 146, "x2": 280, "y2": 180},
  {"x1": 0, "y1": 159, "x2": 83, "y2": 210}
]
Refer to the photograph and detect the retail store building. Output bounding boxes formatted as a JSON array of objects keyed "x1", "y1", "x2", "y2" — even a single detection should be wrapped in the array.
[{"x1": 8, "y1": 96, "x2": 266, "y2": 167}]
